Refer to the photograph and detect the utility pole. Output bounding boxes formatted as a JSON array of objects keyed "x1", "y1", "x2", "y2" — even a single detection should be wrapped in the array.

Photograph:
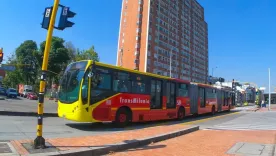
[
  {"x1": 269, "y1": 68, "x2": 271, "y2": 111},
  {"x1": 34, "y1": 0, "x2": 60, "y2": 149},
  {"x1": 169, "y1": 48, "x2": 172, "y2": 78},
  {"x1": 35, "y1": 0, "x2": 76, "y2": 149}
]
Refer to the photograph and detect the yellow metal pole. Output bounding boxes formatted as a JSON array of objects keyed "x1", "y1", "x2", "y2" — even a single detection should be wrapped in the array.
[{"x1": 34, "y1": 0, "x2": 60, "y2": 149}]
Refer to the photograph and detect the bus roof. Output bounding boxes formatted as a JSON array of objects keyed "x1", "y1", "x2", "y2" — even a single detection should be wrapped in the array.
[
  {"x1": 94, "y1": 61, "x2": 170, "y2": 80},
  {"x1": 76, "y1": 60, "x2": 230, "y2": 91}
]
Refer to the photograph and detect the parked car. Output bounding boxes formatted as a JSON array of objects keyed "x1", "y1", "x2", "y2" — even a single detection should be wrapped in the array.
[
  {"x1": 23, "y1": 89, "x2": 32, "y2": 98},
  {"x1": 27, "y1": 92, "x2": 38, "y2": 100},
  {"x1": 0, "y1": 87, "x2": 6, "y2": 96},
  {"x1": 6, "y1": 88, "x2": 18, "y2": 98}
]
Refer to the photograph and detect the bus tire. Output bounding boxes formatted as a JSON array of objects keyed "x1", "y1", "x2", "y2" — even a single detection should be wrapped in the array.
[
  {"x1": 115, "y1": 108, "x2": 131, "y2": 128},
  {"x1": 177, "y1": 107, "x2": 185, "y2": 120},
  {"x1": 211, "y1": 106, "x2": 216, "y2": 116}
]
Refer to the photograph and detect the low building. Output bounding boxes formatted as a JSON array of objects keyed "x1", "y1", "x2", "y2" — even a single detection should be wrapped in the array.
[
  {"x1": 0, "y1": 69, "x2": 5, "y2": 82},
  {"x1": 264, "y1": 93, "x2": 276, "y2": 104}
]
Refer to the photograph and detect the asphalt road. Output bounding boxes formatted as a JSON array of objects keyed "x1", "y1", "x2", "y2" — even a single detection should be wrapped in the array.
[
  {"x1": 0, "y1": 110, "x2": 265, "y2": 141},
  {"x1": 0, "y1": 97, "x2": 57, "y2": 114},
  {"x1": 0, "y1": 98, "x2": 275, "y2": 141},
  {"x1": 0, "y1": 112, "x2": 236, "y2": 141}
]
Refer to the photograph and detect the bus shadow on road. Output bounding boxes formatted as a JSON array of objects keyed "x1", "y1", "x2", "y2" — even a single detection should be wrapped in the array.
[{"x1": 65, "y1": 110, "x2": 241, "y2": 132}]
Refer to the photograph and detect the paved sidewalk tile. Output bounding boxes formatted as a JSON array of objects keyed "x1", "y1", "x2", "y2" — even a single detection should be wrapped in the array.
[
  {"x1": 10, "y1": 123, "x2": 189, "y2": 155},
  {"x1": 111, "y1": 130, "x2": 276, "y2": 156},
  {"x1": 258, "y1": 107, "x2": 276, "y2": 112}
]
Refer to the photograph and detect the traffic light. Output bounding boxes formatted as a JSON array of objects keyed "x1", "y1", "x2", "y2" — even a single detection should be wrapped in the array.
[
  {"x1": 218, "y1": 77, "x2": 225, "y2": 82},
  {"x1": 232, "y1": 79, "x2": 236, "y2": 91},
  {"x1": 57, "y1": 7, "x2": 76, "y2": 30},
  {"x1": 41, "y1": 7, "x2": 53, "y2": 30},
  {"x1": 0, "y1": 48, "x2": 3, "y2": 63}
]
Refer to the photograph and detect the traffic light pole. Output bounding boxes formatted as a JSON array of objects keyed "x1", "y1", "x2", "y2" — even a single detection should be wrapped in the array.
[{"x1": 34, "y1": 0, "x2": 60, "y2": 149}]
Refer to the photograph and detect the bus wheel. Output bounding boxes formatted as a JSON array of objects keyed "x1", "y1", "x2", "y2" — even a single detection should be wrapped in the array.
[
  {"x1": 211, "y1": 106, "x2": 216, "y2": 116},
  {"x1": 177, "y1": 107, "x2": 185, "y2": 120},
  {"x1": 115, "y1": 108, "x2": 130, "y2": 128}
]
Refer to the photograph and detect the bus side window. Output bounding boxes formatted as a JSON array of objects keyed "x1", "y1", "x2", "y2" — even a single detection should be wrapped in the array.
[
  {"x1": 178, "y1": 83, "x2": 188, "y2": 97},
  {"x1": 131, "y1": 75, "x2": 147, "y2": 94},
  {"x1": 132, "y1": 81, "x2": 146, "y2": 94},
  {"x1": 81, "y1": 71, "x2": 89, "y2": 103},
  {"x1": 113, "y1": 72, "x2": 131, "y2": 92}
]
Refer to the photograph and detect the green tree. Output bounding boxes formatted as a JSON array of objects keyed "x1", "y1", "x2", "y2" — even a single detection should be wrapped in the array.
[
  {"x1": 65, "y1": 41, "x2": 77, "y2": 62},
  {"x1": 2, "y1": 55, "x2": 24, "y2": 88},
  {"x1": 15, "y1": 40, "x2": 39, "y2": 85},
  {"x1": 75, "y1": 46, "x2": 99, "y2": 61},
  {"x1": 38, "y1": 36, "x2": 70, "y2": 84},
  {"x1": 3, "y1": 69, "x2": 23, "y2": 89}
]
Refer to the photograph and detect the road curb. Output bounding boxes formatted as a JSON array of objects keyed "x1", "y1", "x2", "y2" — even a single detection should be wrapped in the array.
[
  {"x1": 245, "y1": 107, "x2": 260, "y2": 112},
  {"x1": 254, "y1": 108, "x2": 261, "y2": 112},
  {"x1": 27, "y1": 126, "x2": 199, "y2": 156},
  {"x1": 0, "y1": 111, "x2": 57, "y2": 117}
]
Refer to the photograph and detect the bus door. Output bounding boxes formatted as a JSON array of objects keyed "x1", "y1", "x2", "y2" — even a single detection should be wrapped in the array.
[
  {"x1": 150, "y1": 79, "x2": 164, "y2": 120},
  {"x1": 189, "y1": 84, "x2": 198, "y2": 114},
  {"x1": 165, "y1": 81, "x2": 177, "y2": 118},
  {"x1": 223, "y1": 92, "x2": 228, "y2": 110},
  {"x1": 166, "y1": 82, "x2": 176, "y2": 109},
  {"x1": 231, "y1": 93, "x2": 235, "y2": 107},
  {"x1": 198, "y1": 87, "x2": 206, "y2": 114},
  {"x1": 217, "y1": 90, "x2": 222, "y2": 112}
]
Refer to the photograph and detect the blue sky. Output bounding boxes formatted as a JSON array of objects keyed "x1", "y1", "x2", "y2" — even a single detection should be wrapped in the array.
[{"x1": 0, "y1": 0, "x2": 275, "y2": 92}]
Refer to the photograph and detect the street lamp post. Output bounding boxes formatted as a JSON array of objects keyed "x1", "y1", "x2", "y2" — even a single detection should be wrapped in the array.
[
  {"x1": 212, "y1": 66, "x2": 217, "y2": 77},
  {"x1": 269, "y1": 68, "x2": 271, "y2": 111},
  {"x1": 169, "y1": 48, "x2": 172, "y2": 78}
]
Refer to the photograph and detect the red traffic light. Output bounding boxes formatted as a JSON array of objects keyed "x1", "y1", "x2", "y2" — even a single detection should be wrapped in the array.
[{"x1": 0, "y1": 48, "x2": 3, "y2": 63}]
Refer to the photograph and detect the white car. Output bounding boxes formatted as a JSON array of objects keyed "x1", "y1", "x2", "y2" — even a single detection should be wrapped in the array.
[
  {"x1": 6, "y1": 88, "x2": 18, "y2": 98},
  {"x1": 23, "y1": 89, "x2": 32, "y2": 98}
]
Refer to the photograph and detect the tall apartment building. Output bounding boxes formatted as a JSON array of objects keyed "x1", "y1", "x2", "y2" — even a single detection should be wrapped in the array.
[{"x1": 116, "y1": 0, "x2": 208, "y2": 83}]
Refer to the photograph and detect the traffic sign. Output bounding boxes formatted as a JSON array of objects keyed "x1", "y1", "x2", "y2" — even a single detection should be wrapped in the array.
[
  {"x1": 41, "y1": 7, "x2": 53, "y2": 30},
  {"x1": 0, "y1": 65, "x2": 16, "y2": 71}
]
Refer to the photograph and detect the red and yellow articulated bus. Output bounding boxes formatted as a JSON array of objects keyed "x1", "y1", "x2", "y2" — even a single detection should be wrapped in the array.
[{"x1": 58, "y1": 60, "x2": 235, "y2": 127}]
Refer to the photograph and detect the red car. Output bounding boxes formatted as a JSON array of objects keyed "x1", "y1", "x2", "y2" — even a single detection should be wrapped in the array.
[{"x1": 27, "y1": 92, "x2": 38, "y2": 100}]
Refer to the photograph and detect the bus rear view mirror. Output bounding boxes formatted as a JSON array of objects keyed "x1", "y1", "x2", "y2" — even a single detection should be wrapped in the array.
[{"x1": 88, "y1": 71, "x2": 93, "y2": 78}]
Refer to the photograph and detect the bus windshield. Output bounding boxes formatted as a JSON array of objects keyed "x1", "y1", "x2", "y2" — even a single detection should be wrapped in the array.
[{"x1": 58, "y1": 61, "x2": 88, "y2": 104}]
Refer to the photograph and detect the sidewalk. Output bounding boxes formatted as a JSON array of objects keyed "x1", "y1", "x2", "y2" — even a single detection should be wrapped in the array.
[
  {"x1": 113, "y1": 129, "x2": 276, "y2": 156},
  {"x1": 257, "y1": 107, "x2": 276, "y2": 112},
  {"x1": 8, "y1": 124, "x2": 198, "y2": 155},
  {"x1": 252, "y1": 105, "x2": 276, "y2": 112}
]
